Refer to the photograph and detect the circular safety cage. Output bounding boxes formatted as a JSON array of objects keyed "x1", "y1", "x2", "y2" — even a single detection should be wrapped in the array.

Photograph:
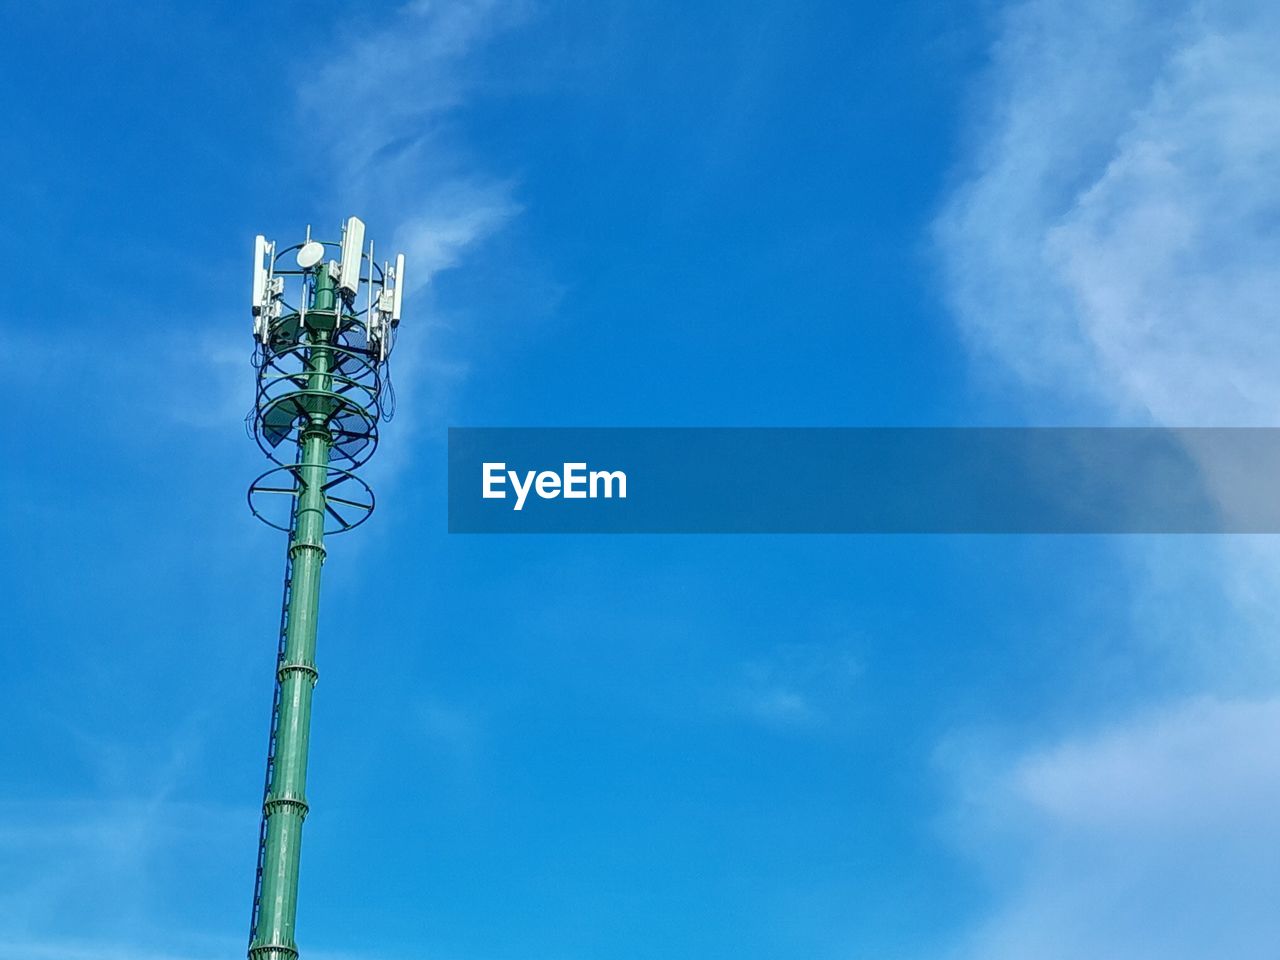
[
  {"x1": 247, "y1": 463, "x2": 375, "y2": 535},
  {"x1": 252, "y1": 339, "x2": 384, "y2": 469},
  {"x1": 247, "y1": 232, "x2": 400, "y2": 534}
]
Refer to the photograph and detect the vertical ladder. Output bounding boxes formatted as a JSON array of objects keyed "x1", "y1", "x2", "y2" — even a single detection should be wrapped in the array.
[{"x1": 248, "y1": 508, "x2": 296, "y2": 948}]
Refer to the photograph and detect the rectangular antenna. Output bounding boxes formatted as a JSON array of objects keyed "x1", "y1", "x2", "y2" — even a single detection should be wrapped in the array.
[
  {"x1": 391, "y1": 253, "x2": 405, "y2": 322},
  {"x1": 366, "y1": 238, "x2": 374, "y2": 331},
  {"x1": 339, "y1": 216, "x2": 365, "y2": 296},
  {"x1": 252, "y1": 235, "x2": 269, "y2": 314}
]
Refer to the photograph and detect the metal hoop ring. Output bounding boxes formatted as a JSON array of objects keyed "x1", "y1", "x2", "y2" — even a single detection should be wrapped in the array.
[
  {"x1": 253, "y1": 389, "x2": 381, "y2": 470},
  {"x1": 247, "y1": 463, "x2": 375, "y2": 535}
]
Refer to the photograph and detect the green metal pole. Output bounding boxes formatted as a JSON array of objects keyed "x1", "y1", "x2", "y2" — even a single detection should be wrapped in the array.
[{"x1": 250, "y1": 269, "x2": 338, "y2": 960}]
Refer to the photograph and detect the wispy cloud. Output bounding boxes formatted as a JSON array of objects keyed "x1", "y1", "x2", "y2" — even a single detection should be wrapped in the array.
[
  {"x1": 302, "y1": 0, "x2": 527, "y2": 294},
  {"x1": 938, "y1": 696, "x2": 1280, "y2": 960},
  {"x1": 293, "y1": 0, "x2": 530, "y2": 485},
  {"x1": 935, "y1": 0, "x2": 1280, "y2": 425},
  {"x1": 731, "y1": 642, "x2": 862, "y2": 731},
  {"x1": 933, "y1": 0, "x2": 1280, "y2": 954},
  {"x1": 391, "y1": 180, "x2": 521, "y2": 297},
  {"x1": 143, "y1": 5, "x2": 530, "y2": 439},
  {"x1": 0, "y1": 707, "x2": 249, "y2": 952},
  {"x1": 0, "y1": 796, "x2": 248, "y2": 952}
]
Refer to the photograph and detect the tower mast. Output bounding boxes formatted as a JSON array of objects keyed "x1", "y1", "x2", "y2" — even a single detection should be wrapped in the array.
[{"x1": 245, "y1": 221, "x2": 406, "y2": 960}]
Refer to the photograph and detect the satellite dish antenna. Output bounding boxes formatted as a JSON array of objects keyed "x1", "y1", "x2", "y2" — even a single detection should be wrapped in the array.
[{"x1": 296, "y1": 241, "x2": 325, "y2": 269}]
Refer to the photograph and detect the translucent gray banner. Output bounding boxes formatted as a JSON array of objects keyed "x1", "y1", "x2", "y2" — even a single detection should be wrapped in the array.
[{"x1": 447, "y1": 428, "x2": 1280, "y2": 533}]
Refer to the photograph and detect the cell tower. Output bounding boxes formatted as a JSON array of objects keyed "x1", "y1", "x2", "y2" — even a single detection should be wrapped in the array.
[{"x1": 244, "y1": 218, "x2": 405, "y2": 960}]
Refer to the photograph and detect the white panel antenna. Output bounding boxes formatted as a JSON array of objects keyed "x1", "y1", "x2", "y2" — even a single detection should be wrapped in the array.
[
  {"x1": 338, "y1": 216, "x2": 365, "y2": 296},
  {"x1": 365, "y1": 239, "x2": 383, "y2": 362},
  {"x1": 391, "y1": 253, "x2": 405, "y2": 323},
  {"x1": 252, "y1": 236, "x2": 279, "y2": 343},
  {"x1": 251, "y1": 235, "x2": 269, "y2": 314},
  {"x1": 370, "y1": 252, "x2": 406, "y2": 362}
]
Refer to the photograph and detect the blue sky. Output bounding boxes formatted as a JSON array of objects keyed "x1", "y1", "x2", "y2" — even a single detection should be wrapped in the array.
[{"x1": 4, "y1": 1, "x2": 1280, "y2": 958}]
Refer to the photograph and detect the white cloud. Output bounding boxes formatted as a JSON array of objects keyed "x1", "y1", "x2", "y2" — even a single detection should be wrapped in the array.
[
  {"x1": 392, "y1": 180, "x2": 521, "y2": 295},
  {"x1": 0, "y1": 797, "x2": 248, "y2": 950},
  {"x1": 303, "y1": 0, "x2": 526, "y2": 294},
  {"x1": 134, "y1": 5, "x2": 527, "y2": 438},
  {"x1": 934, "y1": 1, "x2": 1280, "y2": 954},
  {"x1": 934, "y1": 0, "x2": 1280, "y2": 659},
  {"x1": 935, "y1": 0, "x2": 1280, "y2": 425},
  {"x1": 731, "y1": 642, "x2": 862, "y2": 730},
  {"x1": 940, "y1": 697, "x2": 1280, "y2": 960},
  {"x1": 293, "y1": 0, "x2": 529, "y2": 483},
  {"x1": 1012, "y1": 697, "x2": 1280, "y2": 829}
]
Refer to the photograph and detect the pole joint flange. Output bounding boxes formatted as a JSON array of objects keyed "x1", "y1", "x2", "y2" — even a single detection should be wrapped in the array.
[
  {"x1": 264, "y1": 796, "x2": 310, "y2": 820},
  {"x1": 299, "y1": 422, "x2": 332, "y2": 444},
  {"x1": 288, "y1": 540, "x2": 327, "y2": 561},
  {"x1": 278, "y1": 661, "x2": 319, "y2": 684},
  {"x1": 248, "y1": 941, "x2": 299, "y2": 960}
]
